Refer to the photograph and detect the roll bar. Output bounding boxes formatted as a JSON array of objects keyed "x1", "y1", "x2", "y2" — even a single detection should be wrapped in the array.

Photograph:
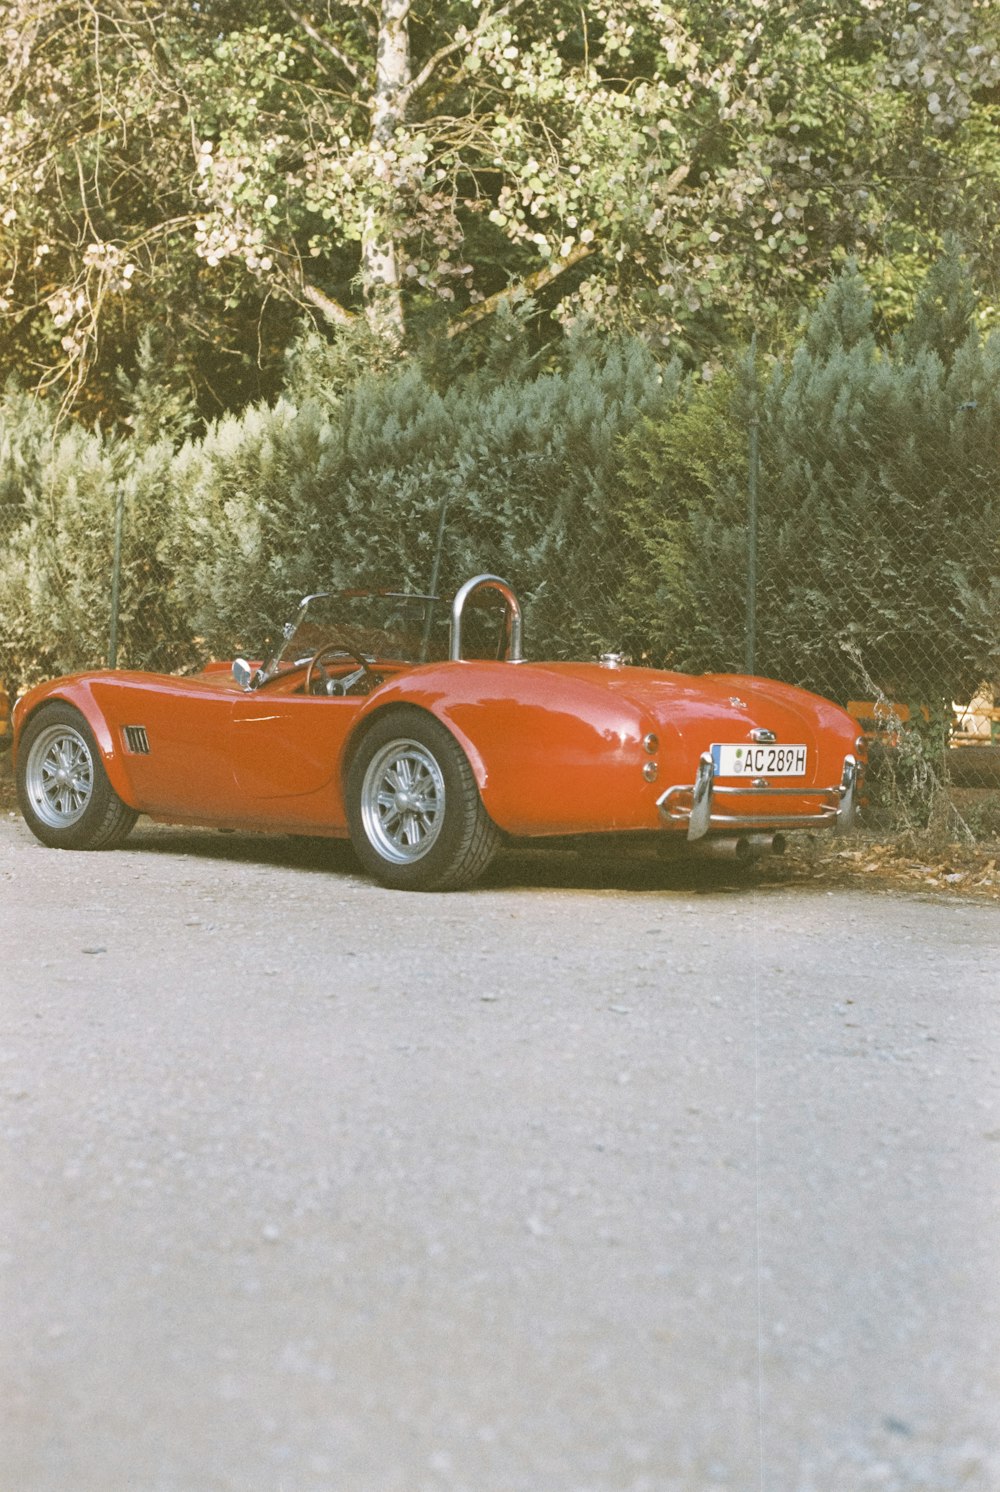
[{"x1": 450, "y1": 574, "x2": 524, "y2": 663}]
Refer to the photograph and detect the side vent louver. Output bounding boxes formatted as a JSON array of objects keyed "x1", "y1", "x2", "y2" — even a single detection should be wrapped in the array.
[{"x1": 123, "y1": 725, "x2": 150, "y2": 755}]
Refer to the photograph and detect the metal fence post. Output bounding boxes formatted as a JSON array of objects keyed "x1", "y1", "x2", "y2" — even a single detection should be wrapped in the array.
[
  {"x1": 108, "y1": 487, "x2": 125, "y2": 668},
  {"x1": 746, "y1": 335, "x2": 759, "y2": 676},
  {"x1": 420, "y1": 490, "x2": 450, "y2": 660}
]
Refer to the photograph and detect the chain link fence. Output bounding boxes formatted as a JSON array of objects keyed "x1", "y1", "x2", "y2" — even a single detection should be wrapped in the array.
[
  {"x1": 748, "y1": 398, "x2": 1000, "y2": 793},
  {"x1": 1, "y1": 344, "x2": 998, "y2": 804},
  {"x1": 1, "y1": 418, "x2": 996, "y2": 734},
  {"x1": 0, "y1": 497, "x2": 18, "y2": 743},
  {"x1": 0, "y1": 478, "x2": 639, "y2": 691}
]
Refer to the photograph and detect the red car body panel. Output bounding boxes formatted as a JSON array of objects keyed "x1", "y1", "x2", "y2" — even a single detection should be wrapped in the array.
[{"x1": 13, "y1": 655, "x2": 864, "y2": 842}]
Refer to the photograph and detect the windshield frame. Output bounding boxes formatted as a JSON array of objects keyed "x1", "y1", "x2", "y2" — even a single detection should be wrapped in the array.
[{"x1": 256, "y1": 588, "x2": 443, "y2": 686}]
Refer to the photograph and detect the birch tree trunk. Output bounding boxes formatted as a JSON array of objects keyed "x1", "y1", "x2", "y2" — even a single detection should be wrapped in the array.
[{"x1": 361, "y1": 0, "x2": 411, "y2": 344}]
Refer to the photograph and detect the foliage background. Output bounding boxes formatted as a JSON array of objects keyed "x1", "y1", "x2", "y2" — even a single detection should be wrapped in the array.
[
  {"x1": 1, "y1": 3, "x2": 999, "y2": 830},
  {"x1": 1, "y1": 0, "x2": 999, "y2": 420},
  {"x1": 617, "y1": 254, "x2": 1000, "y2": 710},
  {"x1": 1, "y1": 257, "x2": 998, "y2": 739}
]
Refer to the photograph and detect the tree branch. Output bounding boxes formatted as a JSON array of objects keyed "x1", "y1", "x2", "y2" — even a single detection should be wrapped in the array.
[
  {"x1": 298, "y1": 278, "x2": 357, "y2": 327},
  {"x1": 86, "y1": 0, "x2": 188, "y2": 94},
  {"x1": 276, "y1": 0, "x2": 361, "y2": 81},
  {"x1": 400, "y1": 0, "x2": 526, "y2": 108},
  {"x1": 447, "y1": 240, "x2": 596, "y2": 336}
]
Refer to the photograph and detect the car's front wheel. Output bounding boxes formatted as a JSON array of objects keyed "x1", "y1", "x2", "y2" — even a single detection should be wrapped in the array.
[
  {"x1": 345, "y1": 709, "x2": 500, "y2": 891},
  {"x1": 17, "y1": 702, "x2": 138, "y2": 850}
]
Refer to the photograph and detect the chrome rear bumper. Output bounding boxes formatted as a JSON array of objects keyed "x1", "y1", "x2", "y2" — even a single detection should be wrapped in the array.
[{"x1": 657, "y1": 753, "x2": 859, "y2": 841}]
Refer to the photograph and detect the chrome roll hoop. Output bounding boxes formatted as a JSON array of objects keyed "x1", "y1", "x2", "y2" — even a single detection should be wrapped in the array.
[{"x1": 450, "y1": 574, "x2": 525, "y2": 663}]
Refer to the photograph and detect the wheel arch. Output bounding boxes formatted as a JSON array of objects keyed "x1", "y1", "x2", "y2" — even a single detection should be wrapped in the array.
[
  {"x1": 340, "y1": 698, "x2": 488, "y2": 802},
  {"x1": 14, "y1": 681, "x2": 139, "y2": 810},
  {"x1": 341, "y1": 696, "x2": 502, "y2": 890}
]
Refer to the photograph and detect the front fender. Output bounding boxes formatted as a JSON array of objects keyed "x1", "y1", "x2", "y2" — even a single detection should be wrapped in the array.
[{"x1": 13, "y1": 675, "x2": 140, "y2": 810}]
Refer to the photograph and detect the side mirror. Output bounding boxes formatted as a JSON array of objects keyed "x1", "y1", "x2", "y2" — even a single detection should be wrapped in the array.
[{"x1": 232, "y1": 658, "x2": 254, "y2": 690}]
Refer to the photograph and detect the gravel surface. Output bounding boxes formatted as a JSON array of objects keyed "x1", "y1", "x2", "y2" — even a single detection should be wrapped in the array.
[{"x1": 2, "y1": 813, "x2": 999, "y2": 1492}]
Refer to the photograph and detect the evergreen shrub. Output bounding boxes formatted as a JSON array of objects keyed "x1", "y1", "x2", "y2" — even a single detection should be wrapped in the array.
[
  {"x1": 0, "y1": 369, "x2": 195, "y2": 691},
  {"x1": 2, "y1": 252, "x2": 998, "y2": 749},
  {"x1": 0, "y1": 412, "x2": 122, "y2": 687},
  {"x1": 618, "y1": 258, "x2": 1000, "y2": 715},
  {"x1": 164, "y1": 326, "x2": 676, "y2": 660}
]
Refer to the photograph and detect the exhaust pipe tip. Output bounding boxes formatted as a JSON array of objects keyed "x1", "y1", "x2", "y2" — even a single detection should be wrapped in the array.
[
  {"x1": 690, "y1": 833, "x2": 785, "y2": 862},
  {"x1": 745, "y1": 832, "x2": 786, "y2": 859},
  {"x1": 689, "y1": 835, "x2": 749, "y2": 861}
]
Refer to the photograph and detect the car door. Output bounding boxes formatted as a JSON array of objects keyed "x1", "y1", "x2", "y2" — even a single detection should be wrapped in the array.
[{"x1": 229, "y1": 694, "x2": 362, "y2": 828}]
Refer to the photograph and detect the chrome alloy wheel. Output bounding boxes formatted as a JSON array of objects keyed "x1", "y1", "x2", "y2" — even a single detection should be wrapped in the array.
[
  {"x1": 23, "y1": 722, "x2": 96, "y2": 829},
  {"x1": 359, "y1": 737, "x2": 446, "y2": 864}
]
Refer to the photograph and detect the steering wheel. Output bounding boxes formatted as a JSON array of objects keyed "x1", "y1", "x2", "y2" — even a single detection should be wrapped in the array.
[{"x1": 304, "y1": 645, "x2": 376, "y2": 696}]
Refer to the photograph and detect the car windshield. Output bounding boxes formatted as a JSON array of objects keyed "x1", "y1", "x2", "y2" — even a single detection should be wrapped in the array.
[{"x1": 264, "y1": 589, "x2": 447, "y2": 678}]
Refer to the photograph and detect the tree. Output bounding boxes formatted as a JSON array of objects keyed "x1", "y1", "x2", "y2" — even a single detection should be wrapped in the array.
[{"x1": 1, "y1": 0, "x2": 999, "y2": 415}]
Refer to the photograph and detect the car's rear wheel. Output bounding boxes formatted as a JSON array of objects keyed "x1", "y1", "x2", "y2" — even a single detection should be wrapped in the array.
[
  {"x1": 346, "y1": 709, "x2": 500, "y2": 891},
  {"x1": 17, "y1": 702, "x2": 138, "y2": 850}
]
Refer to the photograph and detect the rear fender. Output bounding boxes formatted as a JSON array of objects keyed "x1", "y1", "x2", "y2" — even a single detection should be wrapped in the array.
[
  {"x1": 343, "y1": 684, "x2": 489, "y2": 792},
  {"x1": 343, "y1": 666, "x2": 655, "y2": 836}
]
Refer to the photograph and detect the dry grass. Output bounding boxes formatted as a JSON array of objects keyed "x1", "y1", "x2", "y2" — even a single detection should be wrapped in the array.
[{"x1": 791, "y1": 831, "x2": 1000, "y2": 901}]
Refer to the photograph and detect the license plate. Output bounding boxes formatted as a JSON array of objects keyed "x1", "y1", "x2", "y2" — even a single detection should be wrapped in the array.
[{"x1": 711, "y1": 743, "x2": 808, "y2": 777}]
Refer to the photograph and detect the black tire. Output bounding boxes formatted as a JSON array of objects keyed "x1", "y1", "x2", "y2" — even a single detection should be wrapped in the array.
[
  {"x1": 345, "y1": 708, "x2": 500, "y2": 891},
  {"x1": 17, "y1": 702, "x2": 138, "y2": 851}
]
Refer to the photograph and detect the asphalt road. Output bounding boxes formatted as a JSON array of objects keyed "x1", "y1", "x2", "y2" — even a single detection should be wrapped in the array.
[{"x1": 2, "y1": 813, "x2": 999, "y2": 1492}]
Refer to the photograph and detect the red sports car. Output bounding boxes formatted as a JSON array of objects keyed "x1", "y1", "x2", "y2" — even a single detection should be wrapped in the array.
[{"x1": 13, "y1": 575, "x2": 864, "y2": 890}]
